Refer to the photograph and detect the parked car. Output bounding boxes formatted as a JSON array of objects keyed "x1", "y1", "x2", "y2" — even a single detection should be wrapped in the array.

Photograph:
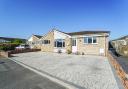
[{"x1": 15, "y1": 44, "x2": 30, "y2": 49}]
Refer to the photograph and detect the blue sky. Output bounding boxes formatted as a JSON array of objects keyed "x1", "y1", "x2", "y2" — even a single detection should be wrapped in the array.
[{"x1": 0, "y1": 0, "x2": 127, "y2": 40}]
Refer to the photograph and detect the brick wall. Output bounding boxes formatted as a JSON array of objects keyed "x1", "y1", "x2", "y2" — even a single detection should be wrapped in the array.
[{"x1": 108, "y1": 51, "x2": 128, "y2": 89}]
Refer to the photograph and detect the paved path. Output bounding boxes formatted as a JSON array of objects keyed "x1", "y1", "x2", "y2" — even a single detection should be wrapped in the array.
[
  {"x1": 12, "y1": 52, "x2": 119, "y2": 89},
  {"x1": 0, "y1": 57, "x2": 66, "y2": 89}
]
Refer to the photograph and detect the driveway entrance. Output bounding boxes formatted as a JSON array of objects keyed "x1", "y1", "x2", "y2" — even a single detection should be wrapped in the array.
[{"x1": 12, "y1": 52, "x2": 119, "y2": 89}]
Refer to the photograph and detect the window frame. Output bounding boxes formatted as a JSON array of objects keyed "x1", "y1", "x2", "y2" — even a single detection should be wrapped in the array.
[
  {"x1": 44, "y1": 40, "x2": 50, "y2": 44},
  {"x1": 54, "y1": 39, "x2": 65, "y2": 48},
  {"x1": 92, "y1": 36, "x2": 97, "y2": 44},
  {"x1": 83, "y1": 36, "x2": 98, "y2": 44},
  {"x1": 72, "y1": 38, "x2": 76, "y2": 46}
]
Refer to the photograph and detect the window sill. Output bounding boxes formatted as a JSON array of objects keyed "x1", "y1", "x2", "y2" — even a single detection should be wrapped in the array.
[
  {"x1": 83, "y1": 43, "x2": 98, "y2": 45},
  {"x1": 54, "y1": 47, "x2": 65, "y2": 48}
]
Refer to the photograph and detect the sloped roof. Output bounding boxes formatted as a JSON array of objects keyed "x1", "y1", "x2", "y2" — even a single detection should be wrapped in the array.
[
  {"x1": 67, "y1": 31, "x2": 110, "y2": 35},
  {"x1": 33, "y1": 35, "x2": 42, "y2": 38},
  {"x1": 112, "y1": 35, "x2": 128, "y2": 41},
  {"x1": 32, "y1": 29, "x2": 110, "y2": 40},
  {"x1": 118, "y1": 35, "x2": 128, "y2": 40}
]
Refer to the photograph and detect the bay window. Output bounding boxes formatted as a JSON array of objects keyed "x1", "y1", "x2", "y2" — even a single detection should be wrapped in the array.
[{"x1": 54, "y1": 39, "x2": 65, "y2": 47}]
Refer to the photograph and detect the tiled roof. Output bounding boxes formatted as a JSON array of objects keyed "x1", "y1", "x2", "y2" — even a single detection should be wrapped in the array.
[
  {"x1": 67, "y1": 31, "x2": 110, "y2": 35},
  {"x1": 33, "y1": 35, "x2": 42, "y2": 38}
]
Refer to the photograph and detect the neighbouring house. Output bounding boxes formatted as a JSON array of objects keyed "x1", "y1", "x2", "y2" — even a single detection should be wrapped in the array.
[
  {"x1": 111, "y1": 35, "x2": 128, "y2": 48},
  {"x1": 27, "y1": 29, "x2": 110, "y2": 56},
  {"x1": 111, "y1": 35, "x2": 128, "y2": 56},
  {"x1": 27, "y1": 34, "x2": 42, "y2": 48},
  {"x1": 0, "y1": 39, "x2": 11, "y2": 43},
  {"x1": 0, "y1": 37, "x2": 26, "y2": 43}
]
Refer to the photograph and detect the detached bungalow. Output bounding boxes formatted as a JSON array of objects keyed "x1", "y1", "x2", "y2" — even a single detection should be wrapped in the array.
[
  {"x1": 27, "y1": 34, "x2": 42, "y2": 48},
  {"x1": 30, "y1": 29, "x2": 110, "y2": 56}
]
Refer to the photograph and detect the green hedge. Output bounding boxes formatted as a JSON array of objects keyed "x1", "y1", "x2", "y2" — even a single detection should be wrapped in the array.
[{"x1": 0, "y1": 43, "x2": 20, "y2": 51}]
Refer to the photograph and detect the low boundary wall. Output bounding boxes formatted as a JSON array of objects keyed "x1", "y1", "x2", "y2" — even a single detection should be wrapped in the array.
[
  {"x1": 0, "y1": 49, "x2": 41, "y2": 58},
  {"x1": 0, "y1": 51, "x2": 11, "y2": 58},
  {"x1": 108, "y1": 51, "x2": 128, "y2": 89},
  {"x1": 10, "y1": 49, "x2": 41, "y2": 54}
]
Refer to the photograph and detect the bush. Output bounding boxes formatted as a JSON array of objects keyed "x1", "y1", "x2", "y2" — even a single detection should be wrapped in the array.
[
  {"x1": 0, "y1": 46, "x2": 6, "y2": 51},
  {"x1": 0, "y1": 46, "x2": 9, "y2": 51},
  {"x1": 67, "y1": 50, "x2": 72, "y2": 54},
  {"x1": 12, "y1": 39, "x2": 23, "y2": 44},
  {"x1": 0, "y1": 43, "x2": 20, "y2": 51}
]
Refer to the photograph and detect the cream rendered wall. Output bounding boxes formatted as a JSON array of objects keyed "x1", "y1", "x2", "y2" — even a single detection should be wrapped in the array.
[{"x1": 54, "y1": 30, "x2": 68, "y2": 39}]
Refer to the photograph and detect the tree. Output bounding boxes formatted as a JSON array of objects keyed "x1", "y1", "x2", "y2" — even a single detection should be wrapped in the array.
[{"x1": 13, "y1": 39, "x2": 23, "y2": 44}]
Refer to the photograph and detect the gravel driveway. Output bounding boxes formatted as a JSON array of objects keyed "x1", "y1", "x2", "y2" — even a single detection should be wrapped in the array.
[{"x1": 12, "y1": 52, "x2": 119, "y2": 89}]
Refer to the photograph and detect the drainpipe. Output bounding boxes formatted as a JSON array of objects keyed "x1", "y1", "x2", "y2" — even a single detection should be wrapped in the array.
[{"x1": 105, "y1": 36, "x2": 106, "y2": 56}]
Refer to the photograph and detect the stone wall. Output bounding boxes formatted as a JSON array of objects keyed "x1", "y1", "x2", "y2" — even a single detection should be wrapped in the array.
[
  {"x1": 65, "y1": 37, "x2": 72, "y2": 52},
  {"x1": 0, "y1": 49, "x2": 41, "y2": 58},
  {"x1": 77, "y1": 34, "x2": 108, "y2": 56},
  {"x1": 41, "y1": 31, "x2": 54, "y2": 52},
  {"x1": 0, "y1": 51, "x2": 10, "y2": 58},
  {"x1": 108, "y1": 51, "x2": 128, "y2": 89}
]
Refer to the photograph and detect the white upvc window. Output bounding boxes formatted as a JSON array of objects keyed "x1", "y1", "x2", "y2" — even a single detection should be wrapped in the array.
[
  {"x1": 84, "y1": 36, "x2": 97, "y2": 44},
  {"x1": 72, "y1": 38, "x2": 76, "y2": 46},
  {"x1": 54, "y1": 39, "x2": 65, "y2": 48}
]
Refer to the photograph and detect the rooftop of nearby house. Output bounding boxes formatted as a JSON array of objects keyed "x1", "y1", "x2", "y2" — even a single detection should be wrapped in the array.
[
  {"x1": 67, "y1": 31, "x2": 110, "y2": 35},
  {"x1": 33, "y1": 35, "x2": 42, "y2": 39},
  {"x1": 112, "y1": 35, "x2": 128, "y2": 41},
  {"x1": 118, "y1": 35, "x2": 128, "y2": 40}
]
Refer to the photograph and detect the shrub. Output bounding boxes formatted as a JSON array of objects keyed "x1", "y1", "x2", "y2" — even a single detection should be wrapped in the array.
[
  {"x1": 0, "y1": 46, "x2": 5, "y2": 50},
  {"x1": 0, "y1": 46, "x2": 8, "y2": 51},
  {"x1": 0, "y1": 43, "x2": 20, "y2": 51},
  {"x1": 12, "y1": 39, "x2": 23, "y2": 44},
  {"x1": 67, "y1": 50, "x2": 72, "y2": 54}
]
